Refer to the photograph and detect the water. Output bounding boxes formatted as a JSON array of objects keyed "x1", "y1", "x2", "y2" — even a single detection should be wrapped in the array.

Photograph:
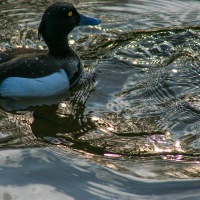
[
  {"x1": 1, "y1": 147, "x2": 200, "y2": 200},
  {"x1": 0, "y1": 0, "x2": 200, "y2": 198}
]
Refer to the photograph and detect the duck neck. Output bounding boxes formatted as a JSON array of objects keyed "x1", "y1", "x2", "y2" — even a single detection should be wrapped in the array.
[{"x1": 45, "y1": 37, "x2": 72, "y2": 56}]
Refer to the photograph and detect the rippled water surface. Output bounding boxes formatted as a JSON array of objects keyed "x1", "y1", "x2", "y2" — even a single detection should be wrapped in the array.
[{"x1": 0, "y1": 0, "x2": 200, "y2": 199}]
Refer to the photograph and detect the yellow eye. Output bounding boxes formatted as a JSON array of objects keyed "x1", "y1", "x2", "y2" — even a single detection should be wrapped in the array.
[{"x1": 68, "y1": 11, "x2": 73, "y2": 17}]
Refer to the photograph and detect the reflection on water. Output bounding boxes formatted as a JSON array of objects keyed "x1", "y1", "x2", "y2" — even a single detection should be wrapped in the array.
[
  {"x1": 0, "y1": 147, "x2": 200, "y2": 200},
  {"x1": 0, "y1": 0, "x2": 200, "y2": 184},
  {"x1": 0, "y1": 92, "x2": 70, "y2": 111}
]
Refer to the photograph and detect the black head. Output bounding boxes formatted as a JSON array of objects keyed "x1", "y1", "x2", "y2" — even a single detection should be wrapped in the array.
[
  {"x1": 38, "y1": 2, "x2": 101, "y2": 55},
  {"x1": 38, "y1": 3, "x2": 80, "y2": 41}
]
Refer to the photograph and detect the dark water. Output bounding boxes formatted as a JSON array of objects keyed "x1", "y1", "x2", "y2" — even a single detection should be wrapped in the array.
[{"x1": 0, "y1": 0, "x2": 200, "y2": 199}]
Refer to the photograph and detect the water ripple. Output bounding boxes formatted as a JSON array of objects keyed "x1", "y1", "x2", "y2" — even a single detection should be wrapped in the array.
[{"x1": 0, "y1": 0, "x2": 200, "y2": 176}]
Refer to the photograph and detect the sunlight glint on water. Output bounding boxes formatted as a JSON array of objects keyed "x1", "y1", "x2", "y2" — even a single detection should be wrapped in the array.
[{"x1": 0, "y1": 0, "x2": 200, "y2": 182}]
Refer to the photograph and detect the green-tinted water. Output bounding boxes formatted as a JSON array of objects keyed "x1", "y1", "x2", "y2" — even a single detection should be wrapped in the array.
[{"x1": 0, "y1": 0, "x2": 200, "y2": 198}]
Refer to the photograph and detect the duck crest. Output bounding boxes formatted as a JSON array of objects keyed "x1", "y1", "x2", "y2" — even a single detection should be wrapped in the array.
[{"x1": 38, "y1": 17, "x2": 44, "y2": 40}]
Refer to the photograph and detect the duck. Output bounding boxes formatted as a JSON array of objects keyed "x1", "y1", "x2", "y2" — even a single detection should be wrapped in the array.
[{"x1": 0, "y1": 2, "x2": 101, "y2": 98}]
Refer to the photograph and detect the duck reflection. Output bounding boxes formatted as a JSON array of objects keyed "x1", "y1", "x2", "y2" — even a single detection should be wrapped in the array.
[
  {"x1": 0, "y1": 91, "x2": 70, "y2": 111},
  {"x1": 0, "y1": 91, "x2": 96, "y2": 144}
]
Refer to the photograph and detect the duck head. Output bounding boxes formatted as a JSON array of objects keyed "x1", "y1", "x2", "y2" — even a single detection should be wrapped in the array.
[{"x1": 38, "y1": 2, "x2": 101, "y2": 55}]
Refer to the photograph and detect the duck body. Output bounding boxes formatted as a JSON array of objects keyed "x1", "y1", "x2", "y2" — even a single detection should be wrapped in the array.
[
  {"x1": 0, "y1": 50, "x2": 82, "y2": 97},
  {"x1": 0, "y1": 2, "x2": 100, "y2": 98}
]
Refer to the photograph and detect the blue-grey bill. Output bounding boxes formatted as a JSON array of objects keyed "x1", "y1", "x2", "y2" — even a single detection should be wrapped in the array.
[{"x1": 79, "y1": 14, "x2": 101, "y2": 26}]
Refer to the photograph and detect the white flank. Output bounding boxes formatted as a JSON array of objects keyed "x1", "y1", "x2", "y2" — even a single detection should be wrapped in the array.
[{"x1": 0, "y1": 69, "x2": 70, "y2": 98}]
